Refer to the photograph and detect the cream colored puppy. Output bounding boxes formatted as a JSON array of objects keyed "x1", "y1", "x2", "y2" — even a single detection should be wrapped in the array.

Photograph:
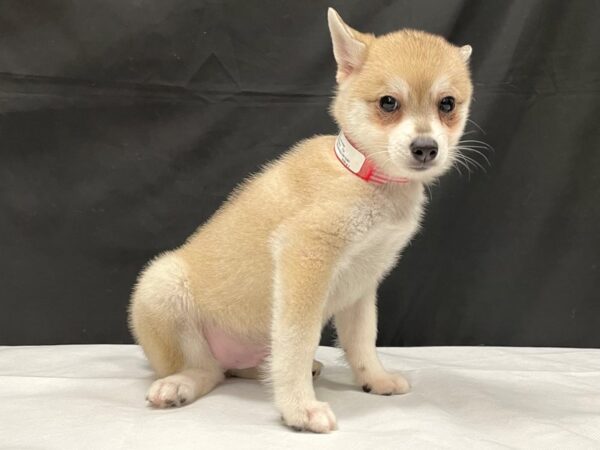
[{"x1": 129, "y1": 8, "x2": 473, "y2": 433}]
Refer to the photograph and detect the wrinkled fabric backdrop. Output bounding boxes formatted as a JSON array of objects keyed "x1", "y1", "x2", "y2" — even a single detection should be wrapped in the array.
[{"x1": 1, "y1": 0, "x2": 598, "y2": 346}]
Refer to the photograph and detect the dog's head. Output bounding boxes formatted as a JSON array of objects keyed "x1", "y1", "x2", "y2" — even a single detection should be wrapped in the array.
[{"x1": 328, "y1": 8, "x2": 473, "y2": 183}]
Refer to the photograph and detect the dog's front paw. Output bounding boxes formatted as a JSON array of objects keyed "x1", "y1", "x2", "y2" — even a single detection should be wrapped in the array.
[
  {"x1": 361, "y1": 372, "x2": 410, "y2": 396},
  {"x1": 281, "y1": 401, "x2": 338, "y2": 433}
]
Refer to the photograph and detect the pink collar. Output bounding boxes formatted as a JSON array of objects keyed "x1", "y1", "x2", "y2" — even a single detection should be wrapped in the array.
[{"x1": 333, "y1": 132, "x2": 409, "y2": 185}]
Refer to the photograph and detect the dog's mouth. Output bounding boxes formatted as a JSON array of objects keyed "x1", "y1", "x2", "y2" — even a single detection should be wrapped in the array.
[{"x1": 409, "y1": 163, "x2": 437, "y2": 172}]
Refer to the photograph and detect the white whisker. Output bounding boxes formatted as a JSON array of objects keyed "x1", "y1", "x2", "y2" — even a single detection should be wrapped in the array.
[
  {"x1": 454, "y1": 147, "x2": 491, "y2": 166},
  {"x1": 457, "y1": 153, "x2": 487, "y2": 173},
  {"x1": 467, "y1": 118, "x2": 486, "y2": 135}
]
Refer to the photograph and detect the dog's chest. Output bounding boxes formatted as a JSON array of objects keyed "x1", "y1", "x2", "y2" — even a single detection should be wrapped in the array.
[{"x1": 325, "y1": 207, "x2": 421, "y2": 316}]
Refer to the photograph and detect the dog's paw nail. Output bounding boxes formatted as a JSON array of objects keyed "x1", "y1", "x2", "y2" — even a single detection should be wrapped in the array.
[
  {"x1": 383, "y1": 392, "x2": 392, "y2": 396},
  {"x1": 312, "y1": 370, "x2": 316, "y2": 376},
  {"x1": 291, "y1": 425, "x2": 303, "y2": 432},
  {"x1": 362, "y1": 384, "x2": 371, "y2": 393}
]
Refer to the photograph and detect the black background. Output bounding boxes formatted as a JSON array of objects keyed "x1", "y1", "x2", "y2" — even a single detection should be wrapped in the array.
[{"x1": 1, "y1": 0, "x2": 599, "y2": 347}]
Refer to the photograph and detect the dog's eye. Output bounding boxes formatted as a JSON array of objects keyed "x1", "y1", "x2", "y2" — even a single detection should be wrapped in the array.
[
  {"x1": 379, "y1": 96, "x2": 399, "y2": 113},
  {"x1": 439, "y1": 96, "x2": 455, "y2": 113}
]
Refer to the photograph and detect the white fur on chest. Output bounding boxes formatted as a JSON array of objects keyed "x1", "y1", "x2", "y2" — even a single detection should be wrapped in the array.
[{"x1": 324, "y1": 193, "x2": 424, "y2": 318}]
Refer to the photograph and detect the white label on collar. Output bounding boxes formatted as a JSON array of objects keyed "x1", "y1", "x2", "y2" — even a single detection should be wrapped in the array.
[{"x1": 335, "y1": 133, "x2": 365, "y2": 174}]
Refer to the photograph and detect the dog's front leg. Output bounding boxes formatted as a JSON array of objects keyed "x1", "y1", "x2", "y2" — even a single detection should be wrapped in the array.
[
  {"x1": 335, "y1": 290, "x2": 410, "y2": 395},
  {"x1": 270, "y1": 228, "x2": 339, "y2": 433}
]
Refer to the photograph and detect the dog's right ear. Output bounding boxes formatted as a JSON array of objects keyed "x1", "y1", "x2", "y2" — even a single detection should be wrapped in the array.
[{"x1": 327, "y1": 8, "x2": 370, "y2": 83}]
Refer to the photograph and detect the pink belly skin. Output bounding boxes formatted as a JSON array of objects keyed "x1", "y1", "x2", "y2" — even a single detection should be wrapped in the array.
[{"x1": 203, "y1": 325, "x2": 269, "y2": 370}]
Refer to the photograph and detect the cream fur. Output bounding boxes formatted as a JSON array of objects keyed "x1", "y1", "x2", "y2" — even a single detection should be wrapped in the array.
[{"x1": 129, "y1": 8, "x2": 472, "y2": 433}]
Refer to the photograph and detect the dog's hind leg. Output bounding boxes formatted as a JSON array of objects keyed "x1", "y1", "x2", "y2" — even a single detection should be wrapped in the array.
[{"x1": 129, "y1": 252, "x2": 224, "y2": 408}]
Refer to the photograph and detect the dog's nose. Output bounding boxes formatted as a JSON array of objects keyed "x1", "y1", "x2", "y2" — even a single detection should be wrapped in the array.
[{"x1": 410, "y1": 137, "x2": 438, "y2": 163}]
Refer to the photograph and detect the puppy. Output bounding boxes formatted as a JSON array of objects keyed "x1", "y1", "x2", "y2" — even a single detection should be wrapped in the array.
[{"x1": 129, "y1": 8, "x2": 473, "y2": 433}]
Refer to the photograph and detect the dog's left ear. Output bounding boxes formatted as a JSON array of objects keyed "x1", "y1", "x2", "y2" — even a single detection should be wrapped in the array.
[
  {"x1": 459, "y1": 45, "x2": 472, "y2": 62},
  {"x1": 327, "y1": 8, "x2": 371, "y2": 83}
]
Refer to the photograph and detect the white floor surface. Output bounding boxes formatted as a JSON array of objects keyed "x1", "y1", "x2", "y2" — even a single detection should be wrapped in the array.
[{"x1": 1, "y1": 345, "x2": 599, "y2": 449}]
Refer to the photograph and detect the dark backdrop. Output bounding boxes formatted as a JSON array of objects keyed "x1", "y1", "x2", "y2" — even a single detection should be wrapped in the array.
[{"x1": 1, "y1": 0, "x2": 599, "y2": 347}]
